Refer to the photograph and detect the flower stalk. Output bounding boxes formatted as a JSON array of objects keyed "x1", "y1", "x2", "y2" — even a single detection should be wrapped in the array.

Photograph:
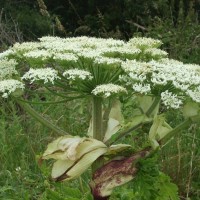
[
  {"x1": 92, "y1": 97, "x2": 103, "y2": 141},
  {"x1": 92, "y1": 96, "x2": 105, "y2": 173}
]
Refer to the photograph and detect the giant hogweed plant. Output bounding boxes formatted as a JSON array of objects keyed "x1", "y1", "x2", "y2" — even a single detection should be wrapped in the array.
[{"x1": 1, "y1": 36, "x2": 200, "y2": 199}]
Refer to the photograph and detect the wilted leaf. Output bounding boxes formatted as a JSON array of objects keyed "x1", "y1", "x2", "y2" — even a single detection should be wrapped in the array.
[
  {"x1": 65, "y1": 147, "x2": 107, "y2": 181},
  {"x1": 52, "y1": 159, "x2": 74, "y2": 179},
  {"x1": 75, "y1": 138, "x2": 107, "y2": 157},
  {"x1": 42, "y1": 136, "x2": 108, "y2": 181},
  {"x1": 90, "y1": 150, "x2": 150, "y2": 199},
  {"x1": 42, "y1": 135, "x2": 84, "y2": 160}
]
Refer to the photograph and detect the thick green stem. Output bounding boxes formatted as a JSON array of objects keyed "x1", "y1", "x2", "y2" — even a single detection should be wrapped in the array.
[
  {"x1": 16, "y1": 99, "x2": 68, "y2": 135},
  {"x1": 92, "y1": 97, "x2": 103, "y2": 140},
  {"x1": 146, "y1": 96, "x2": 160, "y2": 117},
  {"x1": 92, "y1": 97, "x2": 104, "y2": 173}
]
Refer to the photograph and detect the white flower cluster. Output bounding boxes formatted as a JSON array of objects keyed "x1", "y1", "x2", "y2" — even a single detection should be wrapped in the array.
[
  {"x1": 94, "y1": 57, "x2": 122, "y2": 65},
  {"x1": 161, "y1": 90, "x2": 183, "y2": 109},
  {"x1": 22, "y1": 68, "x2": 59, "y2": 84},
  {"x1": 121, "y1": 58, "x2": 200, "y2": 108},
  {"x1": 92, "y1": 84, "x2": 127, "y2": 97},
  {"x1": 102, "y1": 46, "x2": 141, "y2": 56},
  {"x1": 63, "y1": 69, "x2": 93, "y2": 80},
  {"x1": 145, "y1": 48, "x2": 168, "y2": 57},
  {"x1": 7, "y1": 36, "x2": 166, "y2": 68},
  {"x1": 132, "y1": 83, "x2": 151, "y2": 94},
  {"x1": 12, "y1": 42, "x2": 40, "y2": 52},
  {"x1": 0, "y1": 58, "x2": 18, "y2": 80},
  {"x1": 24, "y1": 49, "x2": 52, "y2": 60},
  {"x1": 187, "y1": 87, "x2": 200, "y2": 103},
  {"x1": 1, "y1": 35, "x2": 200, "y2": 107},
  {"x1": 0, "y1": 79, "x2": 24, "y2": 98},
  {"x1": 53, "y1": 53, "x2": 78, "y2": 62},
  {"x1": 0, "y1": 57, "x2": 24, "y2": 98},
  {"x1": 0, "y1": 49, "x2": 14, "y2": 59},
  {"x1": 127, "y1": 37, "x2": 162, "y2": 48}
]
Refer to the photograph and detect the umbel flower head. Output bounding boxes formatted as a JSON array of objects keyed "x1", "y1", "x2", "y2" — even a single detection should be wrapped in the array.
[
  {"x1": 0, "y1": 79, "x2": 24, "y2": 98},
  {"x1": 63, "y1": 69, "x2": 93, "y2": 81},
  {"x1": 0, "y1": 35, "x2": 200, "y2": 109},
  {"x1": 92, "y1": 84, "x2": 127, "y2": 98},
  {"x1": 22, "y1": 68, "x2": 60, "y2": 84}
]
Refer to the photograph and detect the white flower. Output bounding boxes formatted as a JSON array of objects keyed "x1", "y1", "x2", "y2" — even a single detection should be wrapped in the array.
[
  {"x1": 53, "y1": 53, "x2": 78, "y2": 62},
  {"x1": 0, "y1": 79, "x2": 24, "y2": 98},
  {"x1": 187, "y1": 88, "x2": 200, "y2": 103},
  {"x1": 94, "y1": 56, "x2": 122, "y2": 65},
  {"x1": 159, "y1": 58, "x2": 183, "y2": 65},
  {"x1": 145, "y1": 48, "x2": 168, "y2": 57},
  {"x1": 127, "y1": 37, "x2": 162, "y2": 48},
  {"x1": 161, "y1": 90, "x2": 183, "y2": 109},
  {"x1": 151, "y1": 72, "x2": 168, "y2": 85},
  {"x1": 0, "y1": 58, "x2": 18, "y2": 80},
  {"x1": 77, "y1": 51, "x2": 101, "y2": 59},
  {"x1": 132, "y1": 83, "x2": 151, "y2": 94},
  {"x1": 184, "y1": 63, "x2": 200, "y2": 72},
  {"x1": 22, "y1": 68, "x2": 59, "y2": 84},
  {"x1": 24, "y1": 49, "x2": 52, "y2": 60},
  {"x1": 122, "y1": 60, "x2": 153, "y2": 74},
  {"x1": 15, "y1": 166, "x2": 21, "y2": 172},
  {"x1": 129, "y1": 73, "x2": 146, "y2": 82},
  {"x1": 63, "y1": 69, "x2": 93, "y2": 80},
  {"x1": 12, "y1": 42, "x2": 40, "y2": 52},
  {"x1": 102, "y1": 46, "x2": 141, "y2": 55},
  {"x1": 0, "y1": 49, "x2": 14, "y2": 59},
  {"x1": 173, "y1": 81, "x2": 189, "y2": 91},
  {"x1": 92, "y1": 84, "x2": 127, "y2": 97}
]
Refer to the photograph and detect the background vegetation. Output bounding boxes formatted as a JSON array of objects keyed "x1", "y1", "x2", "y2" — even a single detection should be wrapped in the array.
[{"x1": 0, "y1": 0, "x2": 200, "y2": 199}]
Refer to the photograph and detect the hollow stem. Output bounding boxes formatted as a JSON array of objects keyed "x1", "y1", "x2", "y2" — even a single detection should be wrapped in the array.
[
  {"x1": 92, "y1": 97, "x2": 103, "y2": 140},
  {"x1": 146, "y1": 96, "x2": 160, "y2": 117},
  {"x1": 92, "y1": 96, "x2": 104, "y2": 172}
]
